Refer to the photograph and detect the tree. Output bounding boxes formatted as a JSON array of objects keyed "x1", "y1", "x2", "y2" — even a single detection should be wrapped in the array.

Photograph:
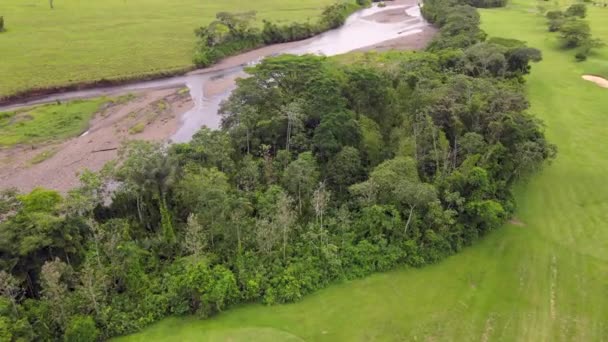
[
  {"x1": 359, "y1": 116, "x2": 384, "y2": 166},
  {"x1": 275, "y1": 192, "x2": 296, "y2": 260},
  {"x1": 235, "y1": 155, "x2": 261, "y2": 192},
  {"x1": 64, "y1": 315, "x2": 99, "y2": 342},
  {"x1": 175, "y1": 128, "x2": 236, "y2": 173},
  {"x1": 0, "y1": 271, "x2": 20, "y2": 313},
  {"x1": 356, "y1": 205, "x2": 402, "y2": 240},
  {"x1": 174, "y1": 167, "x2": 229, "y2": 247},
  {"x1": 65, "y1": 170, "x2": 106, "y2": 217},
  {"x1": 77, "y1": 259, "x2": 107, "y2": 316},
  {"x1": 254, "y1": 187, "x2": 295, "y2": 259},
  {"x1": 312, "y1": 182, "x2": 330, "y2": 228},
  {"x1": 0, "y1": 188, "x2": 86, "y2": 297},
  {"x1": 545, "y1": 10, "x2": 563, "y2": 20},
  {"x1": 559, "y1": 19, "x2": 591, "y2": 48},
  {"x1": 393, "y1": 180, "x2": 437, "y2": 236},
  {"x1": 40, "y1": 259, "x2": 72, "y2": 328},
  {"x1": 327, "y1": 146, "x2": 364, "y2": 194},
  {"x1": 282, "y1": 101, "x2": 304, "y2": 153},
  {"x1": 283, "y1": 152, "x2": 319, "y2": 214},
  {"x1": 565, "y1": 4, "x2": 586, "y2": 18},
  {"x1": 313, "y1": 111, "x2": 361, "y2": 161},
  {"x1": 0, "y1": 188, "x2": 19, "y2": 221},
  {"x1": 116, "y1": 141, "x2": 177, "y2": 236},
  {"x1": 577, "y1": 38, "x2": 605, "y2": 61},
  {"x1": 182, "y1": 214, "x2": 207, "y2": 257}
]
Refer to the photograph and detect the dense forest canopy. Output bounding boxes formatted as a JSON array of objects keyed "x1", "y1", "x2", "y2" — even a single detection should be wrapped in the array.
[{"x1": 0, "y1": 0, "x2": 555, "y2": 340}]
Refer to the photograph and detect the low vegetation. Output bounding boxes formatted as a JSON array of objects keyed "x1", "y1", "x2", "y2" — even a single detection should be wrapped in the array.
[
  {"x1": 0, "y1": 98, "x2": 108, "y2": 147},
  {"x1": 193, "y1": 1, "x2": 364, "y2": 67},
  {"x1": 28, "y1": 147, "x2": 59, "y2": 165},
  {"x1": 128, "y1": 122, "x2": 146, "y2": 135}
]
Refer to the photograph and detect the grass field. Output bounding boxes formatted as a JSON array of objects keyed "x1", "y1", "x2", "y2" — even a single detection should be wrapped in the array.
[
  {"x1": 0, "y1": 0, "x2": 335, "y2": 99},
  {"x1": 117, "y1": 0, "x2": 608, "y2": 341},
  {"x1": 0, "y1": 95, "x2": 135, "y2": 147}
]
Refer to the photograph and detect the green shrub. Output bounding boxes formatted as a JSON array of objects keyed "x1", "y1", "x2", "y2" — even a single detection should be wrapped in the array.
[
  {"x1": 575, "y1": 51, "x2": 588, "y2": 61},
  {"x1": 559, "y1": 19, "x2": 591, "y2": 48},
  {"x1": 129, "y1": 122, "x2": 145, "y2": 134},
  {"x1": 64, "y1": 316, "x2": 99, "y2": 342},
  {"x1": 565, "y1": 3, "x2": 587, "y2": 18},
  {"x1": 545, "y1": 10, "x2": 563, "y2": 20},
  {"x1": 548, "y1": 18, "x2": 565, "y2": 32},
  {"x1": 194, "y1": 1, "x2": 362, "y2": 67}
]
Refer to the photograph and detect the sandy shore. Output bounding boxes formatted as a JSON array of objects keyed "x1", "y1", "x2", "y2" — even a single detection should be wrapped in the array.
[{"x1": 357, "y1": 24, "x2": 437, "y2": 52}]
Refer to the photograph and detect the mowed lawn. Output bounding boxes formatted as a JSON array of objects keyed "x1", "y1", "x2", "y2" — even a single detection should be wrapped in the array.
[
  {"x1": 118, "y1": 2, "x2": 608, "y2": 341},
  {"x1": 0, "y1": 0, "x2": 334, "y2": 98}
]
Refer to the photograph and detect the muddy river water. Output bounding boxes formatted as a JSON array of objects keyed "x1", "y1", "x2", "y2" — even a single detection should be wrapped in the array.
[{"x1": 0, "y1": 3, "x2": 429, "y2": 142}]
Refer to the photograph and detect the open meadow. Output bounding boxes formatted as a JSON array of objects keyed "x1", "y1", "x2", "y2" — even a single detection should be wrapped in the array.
[
  {"x1": 0, "y1": 0, "x2": 334, "y2": 99},
  {"x1": 118, "y1": 0, "x2": 608, "y2": 340}
]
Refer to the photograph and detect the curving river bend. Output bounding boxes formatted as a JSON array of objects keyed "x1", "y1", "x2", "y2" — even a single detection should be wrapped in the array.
[{"x1": 1, "y1": 2, "x2": 429, "y2": 140}]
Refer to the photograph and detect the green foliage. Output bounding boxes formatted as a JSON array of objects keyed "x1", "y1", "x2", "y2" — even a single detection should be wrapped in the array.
[
  {"x1": 1, "y1": 0, "x2": 338, "y2": 99},
  {"x1": 64, "y1": 315, "x2": 99, "y2": 342},
  {"x1": 565, "y1": 3, "x2": 587, "y2": 18},
  {"x1": 194, "y1": 1, "x2": 363, "y2": 67},
  {"x1": 118, "y1": 1, "x2": 608, "y2": 340},
  {"x1": 544, "y1": 5, "x2": 602, "y2": 58},
  {"x1": 545, "y1": 10, "x2": 563, "y2": 20},
  {"x1": 0, "y1": 97, "x2": 108, "y2": 147},
  {"x1": 128, "y1": 122, "x2": 145, "y2": 134},
  {"x1": 559, "y1": 19, "x2": 591, "y2": 48},
  {"x1": 0, "y1": 1, "x2": 555, "y2": 339},
  {"x1": 425, "y1": 3, "x2": 488, "y2": 51},
  {"x1": 0, "y1": 16, "x2": 5, "y2": 32}
]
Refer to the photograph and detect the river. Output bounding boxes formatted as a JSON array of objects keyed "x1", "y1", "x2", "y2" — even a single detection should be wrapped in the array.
[
  {"x1": 0, "y1": 1, "x2": 429, "y2": 143},
  {"x1": 0, "y1": 0, "x2": 433, "y2": 192}
]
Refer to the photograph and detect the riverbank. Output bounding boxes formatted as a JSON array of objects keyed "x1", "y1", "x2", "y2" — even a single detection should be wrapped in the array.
[{"x1": 0, "y1": 89, "x2": 190, "y2": 192}]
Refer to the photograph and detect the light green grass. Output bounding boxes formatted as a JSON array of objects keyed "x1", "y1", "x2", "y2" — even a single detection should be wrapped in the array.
[
  {"x1": 0, "y1": 98, "x2": 108, "y2": 146},
  {"x1": 0, "y1": 0, "x2": 335, "y2": 98},
  {"x1": 118, "y1": 1, "x2": 608, "y2": 340}
]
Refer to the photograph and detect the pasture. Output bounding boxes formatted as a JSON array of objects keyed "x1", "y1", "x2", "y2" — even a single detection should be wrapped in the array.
[
  {"x1": 118, "y1": 0, "x2": 608, "y2": 340},
  {"x1": 0, "y1": 97, "x2": 109, "y2": 146},
  {"x1": 0, "y1": 0, "x2": 335, "y2": 98}
]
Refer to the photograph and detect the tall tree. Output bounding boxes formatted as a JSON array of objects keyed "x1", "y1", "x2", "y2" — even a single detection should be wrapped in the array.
[
  {"x1": 182, "y1": 214, "x2": 207, "y2": 258},
  {"x1": 0, "y1": 271, "x2": 20, "y2": 314},
  {"x1": 283, "y1": 152, "x2": 319, "y2": 214},
  {"x1": 40, "y1": 259, "x2": 72, "y2": 328}
]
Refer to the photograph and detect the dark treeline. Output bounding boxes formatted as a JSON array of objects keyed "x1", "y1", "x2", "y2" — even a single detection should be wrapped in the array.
[
  {"x1": 193, "y1": 1, "x2": 365, "y2": 67},
  {"x1": 0, "y1": 0, "x2": 556, "y2": 340}
]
